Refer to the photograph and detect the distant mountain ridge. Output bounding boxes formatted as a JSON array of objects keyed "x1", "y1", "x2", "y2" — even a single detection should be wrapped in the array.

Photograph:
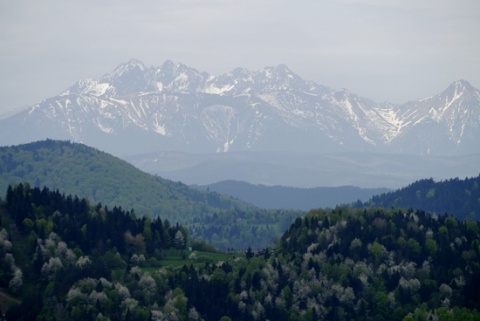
[
  {"x1": 126, "y1": 150, "x2": 480, "y2": 189},
  {"x1": 201, "y1": 180, "x2": 390, "y2": 210},
  {"x1": 0, "y1": 59, "x2": 479, "y2": 156}
]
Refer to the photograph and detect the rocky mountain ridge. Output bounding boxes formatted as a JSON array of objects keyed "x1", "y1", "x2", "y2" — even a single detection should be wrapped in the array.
[{"x1": 0, "y1": 59, "x2": 479, "y2": 156}]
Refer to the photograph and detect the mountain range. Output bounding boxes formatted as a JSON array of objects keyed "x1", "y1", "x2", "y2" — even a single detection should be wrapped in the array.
[
  {"x1": 1, "y1": 59, "x2": 479, "y2": 157},
  {"x1": 200, "y1": 180, "x2": 389, "y2": 210}
]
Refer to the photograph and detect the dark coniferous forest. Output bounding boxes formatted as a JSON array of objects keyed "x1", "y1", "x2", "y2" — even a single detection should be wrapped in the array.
[
  {"x1": 364, "y1": 175, "x2": 480, "y2": 220},
  {"x1": 1, "y1": 183, "x2": 480, "y2": 320}
]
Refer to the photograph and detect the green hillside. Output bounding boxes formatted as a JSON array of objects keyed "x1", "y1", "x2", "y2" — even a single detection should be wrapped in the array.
[
  {"x1": 1, "y1": 185, "x2": 479, "y2": 320},
  {"x1": 365, "y1": 175, "x2": 480, "y2": 220},
  {"x1": 0, "y1": 140, "x2": 302, "y2": 250},
  {"x1": 0, "y1": 140, "x2": 250, "y2": 220}
]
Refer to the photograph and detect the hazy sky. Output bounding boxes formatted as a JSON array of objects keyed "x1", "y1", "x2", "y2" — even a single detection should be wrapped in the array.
[{"x1": 1, "y1": 0, "x2": 479, "y2": 115}]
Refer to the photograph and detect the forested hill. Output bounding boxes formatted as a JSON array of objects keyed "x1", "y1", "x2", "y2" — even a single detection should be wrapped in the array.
[
  {"x1": 0, "y1": 140, "x2": 302, "y2": 250},
  {"x1": 202, "y1": 180, "x2": 390, "y2": 210},
  {"x1": 1, "y1": 185, "x2": 480, "y2": 320},
  {"x1": 363, "y1": 175, "x2": 480, "y2": 220},
  {"x1": 0, "y1": 139, "x2": 254, "y2": 222},
  {"x1": 0, "y1": 183, "x2": 191, "y2": 319},
  {"x1": 273, "y1": 208, "x2": 480, "y2": 320}
]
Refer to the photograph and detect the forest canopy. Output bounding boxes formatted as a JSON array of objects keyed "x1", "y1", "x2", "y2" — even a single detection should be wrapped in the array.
[{"x1": 1, "y1": 183, "x2": 479, "y2": 320}]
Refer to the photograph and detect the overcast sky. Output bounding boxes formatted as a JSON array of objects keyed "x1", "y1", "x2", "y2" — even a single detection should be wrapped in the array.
[{"x1": 1, "y1": 0, "x2": 479, "y2": 115}]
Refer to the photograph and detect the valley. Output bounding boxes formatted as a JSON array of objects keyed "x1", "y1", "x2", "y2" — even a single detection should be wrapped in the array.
[{"x1": 125, "y1": 150, "x2": 480, "y2": 189}]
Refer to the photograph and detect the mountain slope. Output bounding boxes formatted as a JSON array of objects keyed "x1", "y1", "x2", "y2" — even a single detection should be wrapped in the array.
[
  {"x1": 390, "y1": 80, "x2": 480, "y2": 154},
  {"x1": 1, "y1": 59, "x2": 479, "y2": 156},
  {"x1": 364, "y1": 175, "x2": 480, "y2": 220},
  {"x1": 0, "y1": 140, "x2": 303, "y2": 250},
  {"x1": 0, "y1": 140, "x2": 254, "y2": 221}
]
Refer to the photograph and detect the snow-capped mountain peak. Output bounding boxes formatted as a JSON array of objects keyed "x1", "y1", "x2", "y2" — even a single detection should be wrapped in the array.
[
  {"x1": 62, "y1": 78, "x2": 109, "y2": 97},
  {"x1": 1, "y1": 59, "x2": 479, "y2": 156},
  {"x1": 449, "y1": 79, "x2": 474, "y2": 91},
  {"x1": 148, "y1": 60, "x2": 207, "y2": 94},
  {"x1": 101, "y1": 59, "x2": 147, "y2": 83},
  {"x1": 94, "y1": 59, "x2": 149, "y2": 97}
]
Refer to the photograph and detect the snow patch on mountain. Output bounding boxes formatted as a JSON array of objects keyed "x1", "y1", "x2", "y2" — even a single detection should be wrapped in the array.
[
  {"x1": 153, "y1": 114, "x2": 167, "y2": 136},
  {"x1": 440, "y1": 90, "x2": 463, "y2": 118},
  {"x1": 96, "y1": 119, "x2": 114, "y2": 134},
  {"x1": 110, "y1": 98, "x2": 128, "y2": 105},
  {"x1": 257, "y1": 93, "x2": 286, "y2": 112},
  {"x1": 376, "y1": 108, "x2": 404, "y2": 142},
  {"x1": 205, "y1": 84, "x2": 235, "y2": 95}
]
